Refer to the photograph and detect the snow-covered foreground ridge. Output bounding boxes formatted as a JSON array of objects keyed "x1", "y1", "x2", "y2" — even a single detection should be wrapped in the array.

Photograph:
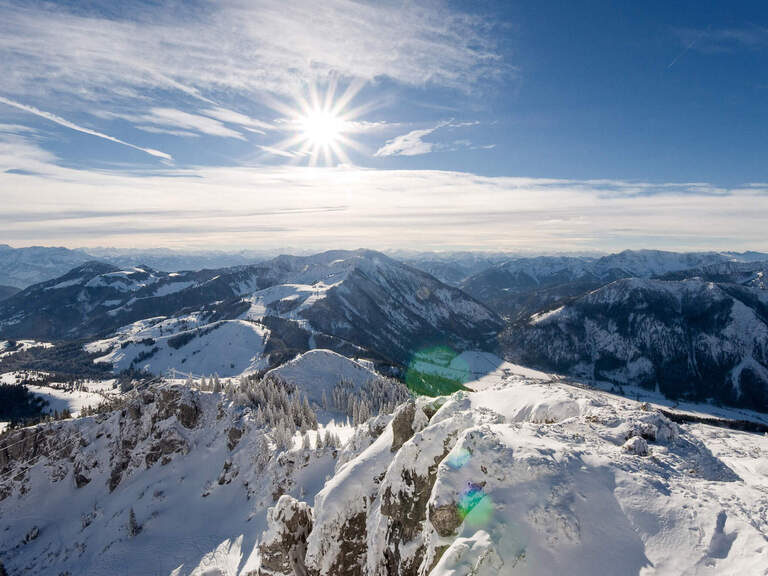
[{"x1": 2, "y1": 370, "x2": 768, "y2": 575}]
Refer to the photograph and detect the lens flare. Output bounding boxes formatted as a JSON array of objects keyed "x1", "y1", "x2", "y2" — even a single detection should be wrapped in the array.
[
  {"x1": 457, "y1": 481, "x2": 494, "y2": 526},
  {"x1": 447, "y1": 447, "x2": 472, "y2": 469}
]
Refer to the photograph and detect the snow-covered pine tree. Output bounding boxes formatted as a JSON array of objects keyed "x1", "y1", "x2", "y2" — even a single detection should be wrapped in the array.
[{"x1": 128, "y1": 508, "x2": 141, "y2": 537}]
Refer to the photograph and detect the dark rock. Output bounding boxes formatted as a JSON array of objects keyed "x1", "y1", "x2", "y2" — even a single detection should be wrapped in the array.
[
  {"x1": 227, "y1": 427, "x2": 243, "y2": 451},
  {"x1": 391, "y1": 400, "x2": 416, "y2": 452},
  {"x1": 258, "y1": 495, "x2": 313, "y2": 576},
  {"x1": 429, "y1": 503, "x2": 462, "y2": 537}
]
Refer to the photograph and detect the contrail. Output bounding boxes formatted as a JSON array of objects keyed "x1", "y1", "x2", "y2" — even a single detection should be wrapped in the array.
[
  {"x1": 0, "y1": 95, "x2": 173, "y2": 162},
  {"x1": 667, "y1": 27, "x2": 710, "y2": 70}
]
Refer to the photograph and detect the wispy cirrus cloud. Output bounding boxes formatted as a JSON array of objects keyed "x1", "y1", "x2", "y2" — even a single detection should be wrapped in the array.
[
  {"x1": 375, "y1": 125, "x2": 445, "y2": 157},
  {"x1": 0, "y1": 1, "x2": 503, "y2": 104},
  {"x1": 375, "y1": 120, "x2": 490, "y2": 157},
  {"x1": 674, "y1": 25, "x2": 768, "y2": 55},
  {"x1": 0, "y1": 0, "x2": 505, "y2": 165},
  {"x1": 0, "y1": 95, "x2": 172, "y2": 161},
  {"x1": 95, "y1": 108, "x2": 249, "y2": 140},
  {"x1": 202, "y1": 108, "x2": 273, "y2": 135}
]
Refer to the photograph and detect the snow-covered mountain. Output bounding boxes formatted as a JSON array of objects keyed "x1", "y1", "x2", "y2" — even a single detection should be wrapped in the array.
[
  {"x1": 0, "y1": 285, "x2": 19, "y2": 301},
  {"x1": 0, "y1": 244, "x2": 93, "y2": 289},
  {"x1": 503, "y1": 278, "x2": 768, "y2": 411},
  {"x1": 265, "y1": 349, "x2": 384, "y2": 405},
  {"x1": 0, "y1": 245, "x2": 273, "y2": 289},
  {"x1": 659, "y1": 259, "x2": 768, "y2": 290},
  {"x1": 0, "y1": 262, "x2": 228, "y2": 340},
  {"x1": 2, "y1": 361, "x2": 767, "y2": 575},
  {"x1": 0, "y1": 250, "x2": 502, "y2": 374},
  {"x1": 399, "y1": 252, "x2": 509, "y2": 286},
  {"x1": 84, "y1": 247, "x2": 268, "y2": 273},
  {"x1": 461, "y1": 250, "x2": 751, "y2": 319}
]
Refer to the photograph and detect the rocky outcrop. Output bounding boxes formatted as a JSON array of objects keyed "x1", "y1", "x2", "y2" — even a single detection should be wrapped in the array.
[
  {"x1": 368, "y1": 397, "x2": 476, "y2": 575},
  {"x1": 304, "y1": 399, "x2": 436, "y2": 576},
  {"x1": 154, "y1": 387, "x2": 200, "y2": 429},
  {"x1": 0, "y1": 385, "x2": 201, "y2": 499},
  {"x1": 259, "y1": 495, "x2": 313, "y2": 576},
  {"x1": 145, "y1": 430, "x2": 189, "y2": 468},
  {"x1": 304, "y1": 396, "x2": 474, "y2": 576}
]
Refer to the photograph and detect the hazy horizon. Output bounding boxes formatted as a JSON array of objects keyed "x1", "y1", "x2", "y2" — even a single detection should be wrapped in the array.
[{"x1": 2, "y1": 242, "x2": 768, "y2": 259}]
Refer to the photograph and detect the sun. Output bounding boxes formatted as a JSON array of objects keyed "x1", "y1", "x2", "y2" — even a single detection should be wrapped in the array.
[
  {"x1": 300, "y1": 108, "x2": 344, "y2": 148},
  {"x1": 263, "y1": 79, "x2": 373, "y2": 166}
]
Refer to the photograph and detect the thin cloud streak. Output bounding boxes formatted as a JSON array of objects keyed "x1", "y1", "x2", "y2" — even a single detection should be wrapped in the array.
[
  {"x1": 375, "y1": 120, "x2": 488, "y2": 157},
  {"x1": 374, "y1": 125, "x2": 443, "y2": 157},
  {"x1": 0, "y1": 95, "x2": 172, "y2": 161}
]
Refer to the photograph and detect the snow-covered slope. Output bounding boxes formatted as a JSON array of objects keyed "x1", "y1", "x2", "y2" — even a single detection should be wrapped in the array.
[
  {"x1": 0, "y1": 339, "x2": 53, "y2": 359},
  {"x1": 3, "y1": 361, "x2": 768, "y2": 575},
  {"x1": 265, "y1": 349, "x2": 381, "y2": 404},
  {"x1": 305, "y1": 374, "x2": 768, "y2": 575},
  {"x1": 503, "y1": 277, "x2": 768, "y2": 411},
  {"x1": 86, "y1": 318, "x2": 269, "y2": 378}
]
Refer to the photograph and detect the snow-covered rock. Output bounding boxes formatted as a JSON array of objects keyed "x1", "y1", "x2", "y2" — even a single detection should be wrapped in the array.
[
  {"x1": 306, "y1": 375, "x2": 768, "y2": 576},
  {"x1": 258, "y1": 495, "x2": 313, "y2": 576},
  {"x1": 2, "y1": 355, "x2": 768, "y2": 575}
]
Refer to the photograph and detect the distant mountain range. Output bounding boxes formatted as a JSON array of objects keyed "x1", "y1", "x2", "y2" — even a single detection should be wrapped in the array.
[
  {"x1": 0, "y1": 250, "x2": 500, "y2": 373},
  {"x1": 0, "y1": 244, "x2": 269, "y2": 288},
  {"x1": 2, "y1": 246, "x2": 768, "y2": 411},
  {"x1": 460, "y1": 249, "x2": 766, "y2": 320}
]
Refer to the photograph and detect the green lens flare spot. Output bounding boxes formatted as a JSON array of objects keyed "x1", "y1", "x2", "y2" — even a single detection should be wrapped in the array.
[
  {"x1": 405, "y1": 346, "x2": 469, "y2": 397},
  {"x1": 459, "y1": 494, "x2": 494, "y2": 527}
]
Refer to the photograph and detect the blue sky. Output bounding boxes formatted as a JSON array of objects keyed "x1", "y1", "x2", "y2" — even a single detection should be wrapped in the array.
[{"x1": 0, "y1": 0, "x2": 766, "y2": 251}]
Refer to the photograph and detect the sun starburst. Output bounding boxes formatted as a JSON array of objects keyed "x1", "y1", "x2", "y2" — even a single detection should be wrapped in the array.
[{"x1": 263, "y1": 78, "x2": 373, "y2": 166}]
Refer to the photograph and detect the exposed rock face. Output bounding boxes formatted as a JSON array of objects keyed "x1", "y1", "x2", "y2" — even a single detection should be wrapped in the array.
[
  {"x1": 144, "y1": 431, "x2": 188, "y2": 468},
  {"x1": 369, "y1": 397, "x2": 475, "y2": 575},
  {"x1": 0, "y1": 426, "x2": 59, "y2": 471},
  {"x1": 391, "y1": 400, "x2": 417, "y2": 452},
  {"x1": 155, "y1": 387, "x2": 200, "y2": 429},
  {"x1": 227, "y1": 426, "x2": 244, "y2": 450},
  {"x1": 259, "y1": 495, "x2": 313, "y2": 576},
  {"x1": 305, "y1": 396, "x2": 458, "y2": 576},
  {"x1": 0, "y1": 385, "x2": 199, "y2": 499},
  {"x1": 305, "y1": 403, "x2": 424, "y2": 576},
  {"x1": 429, "y1": 504, "x2": 462, "y2": 538}
]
